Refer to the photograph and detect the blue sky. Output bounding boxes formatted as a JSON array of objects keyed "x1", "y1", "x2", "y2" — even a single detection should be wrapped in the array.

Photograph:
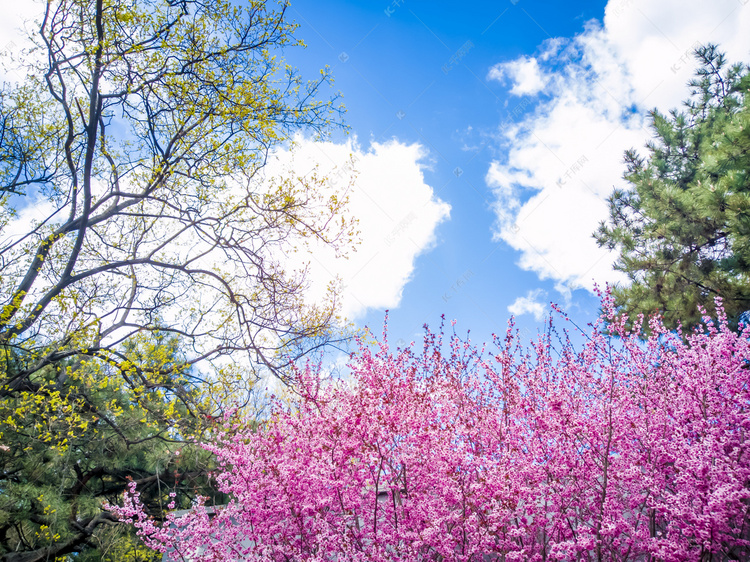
[
  {"x1": 281, "y1": 0, "x2": 608, "y2": 345},
  {"x1": 272, "y1": 0, "x2": 750, "y2": 347}
]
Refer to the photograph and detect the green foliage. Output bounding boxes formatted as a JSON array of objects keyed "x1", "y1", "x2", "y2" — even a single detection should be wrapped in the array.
[
  {"x1": 0, "y1": 0, "x2": 352, "y2": 559},
  {"x1": 595, "y1": 44, "x2": 750, "y2": 330},
  {"x1": 0, "y1": 332, "x2": 225, "y2": 561}
]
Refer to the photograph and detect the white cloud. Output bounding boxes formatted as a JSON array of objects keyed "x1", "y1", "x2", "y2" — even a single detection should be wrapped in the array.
[
  {"x1": 268, "y1": 137, "x2": 450, "y2": 320},
  {"x1": 0, "y1": 136, "x2": 448, "y2": 359},
  {"x1": 508, "y1": 289, "x2": 548, "y2": 322},
  {"x1": 0, "y1": 198, "x2": 59, "y2": 248},
  {"x1": 488, "y1": 0, "x2": 750, "y2": 294},
  {"x1": 0, "y1": 1, "x2": 42, "y2": 83},
  {"x1": 487, "y1": 56, "x2": 548, "y2": 96}
]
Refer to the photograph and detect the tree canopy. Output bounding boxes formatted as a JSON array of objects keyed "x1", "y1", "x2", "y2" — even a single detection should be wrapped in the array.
[
  {"x1": 595, "y1": 45, "x2": 750, "y2": 330},
  {"x1": 0, "y1": 0, "x2": 354, "y2": 559}
]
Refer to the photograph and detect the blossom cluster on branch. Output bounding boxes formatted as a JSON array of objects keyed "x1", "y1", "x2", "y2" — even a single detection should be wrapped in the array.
[{"x1": 112, "y1": 293, "x2": 750, "y2": 561}]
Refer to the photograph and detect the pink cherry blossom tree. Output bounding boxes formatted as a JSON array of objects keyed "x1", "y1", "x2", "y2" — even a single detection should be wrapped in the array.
[{"x1": 111, "y1": 293, "x2": 750, "y2": 561}]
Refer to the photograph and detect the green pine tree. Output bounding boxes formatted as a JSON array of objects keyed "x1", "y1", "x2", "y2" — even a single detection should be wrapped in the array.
[
  {"x1": 595, "y1": 44, "x2": 750, "y2": 331},
  {"x1": 0, "y1": 331, "x2": 226, "y2": 562}
]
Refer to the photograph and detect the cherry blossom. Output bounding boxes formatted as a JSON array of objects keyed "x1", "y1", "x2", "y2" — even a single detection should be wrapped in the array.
[{"x1": 111, "y1": 294, "x2": 750, "y2": 561}]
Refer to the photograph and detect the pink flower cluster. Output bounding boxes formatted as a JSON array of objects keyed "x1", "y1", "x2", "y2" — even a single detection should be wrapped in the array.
[{"x1": 113, "y1": 296, "x2": 750, "y2": 561}]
